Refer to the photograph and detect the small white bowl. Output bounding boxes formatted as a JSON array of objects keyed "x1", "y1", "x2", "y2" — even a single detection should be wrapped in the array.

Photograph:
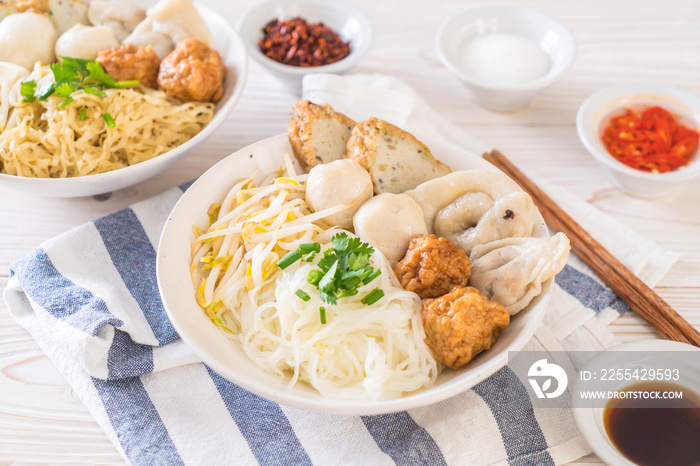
[
  {"x1": 577, "y1": 83, "x2": 700, "y2": 198},
  {"x1": 237, "y1": 0, "x2": 373, "y2": 90},
  {"x1": 573, "y1": 339, "x2": 700, "y2": 465},
  {"x1": 436, "y1": 5, "x2": 576, "y2": 112},
  {"x1": 0, "y1": 3, "x2": 248, "y2": 198},
  {"x1": 157, "y1": 133, "x2": 553, "y2": 415}
]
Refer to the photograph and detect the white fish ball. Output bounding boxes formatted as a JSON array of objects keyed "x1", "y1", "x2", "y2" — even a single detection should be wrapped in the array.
[
  {"x1": 55, "y1": 24, "x2": 119, "y2": 60},
  {"x1": 306, "y1": 159, "x2": 373, "y2": 229},
  {"x1": 353, "y1": 193, "x2": 428, "y2": 262},
  {"x1": 0, "y1": 13, "x2": 57, "y2": 69}
]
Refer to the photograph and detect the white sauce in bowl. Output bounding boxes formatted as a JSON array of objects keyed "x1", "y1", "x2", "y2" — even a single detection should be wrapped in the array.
[{"x1": 460, "y1": 32, "x2": 550, "y2": 84}]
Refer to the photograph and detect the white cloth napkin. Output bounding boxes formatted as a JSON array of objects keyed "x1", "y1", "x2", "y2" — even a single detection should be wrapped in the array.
[{"x1": 4, "y1": 73, "x2": 680, "y2": 466}]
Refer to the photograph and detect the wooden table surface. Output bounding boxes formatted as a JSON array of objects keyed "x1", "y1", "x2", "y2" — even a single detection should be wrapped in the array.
[{"x1": 1, "y1": 0, "x2": 699, "y2": 463}]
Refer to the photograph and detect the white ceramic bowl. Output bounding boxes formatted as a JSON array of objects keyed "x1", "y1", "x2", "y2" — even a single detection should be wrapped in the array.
[
  {"x1": 573, "y1": 339, "x2": 700, "y2": 465},
  {"x1": 436, "y1": 5, "x2": 575, "y2": 112},
  {"x1": 0, "y1": 3, "x2": 248, "y2": 198},
  {"x1": 577, "y1": 83, "x2": 700, "y2": 198},
  {"x1": 156, "y1": 133, "x2": 553, "y2": 415},
  {"x1": 237, "y1": 0, "x2": 373, "y2": 90}
]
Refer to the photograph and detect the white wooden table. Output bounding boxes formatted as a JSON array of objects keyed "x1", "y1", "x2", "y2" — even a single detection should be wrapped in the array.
[{"x1": 1, "y1": 0, "x2": 698, "y2": 463}]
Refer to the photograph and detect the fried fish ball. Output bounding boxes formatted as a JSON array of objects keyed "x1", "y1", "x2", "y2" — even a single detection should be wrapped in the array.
[
  {"x1": 394, "y1": 234, "x2": 471, "y2": 299},
  {"x1": 157, "y1": 38, "x2": 226, "y2": 102},
  {"x1": 422, "y1": 286, "x2": 509, "y2": 370},
  {"x1": 97, "y1": 44, "x2": 160, "y2": 89}
]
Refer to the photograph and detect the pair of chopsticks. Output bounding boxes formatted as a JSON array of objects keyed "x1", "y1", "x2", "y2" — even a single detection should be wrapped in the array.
[{"x1": 484, "y1": 150, "x2": 700, "y2": 347}]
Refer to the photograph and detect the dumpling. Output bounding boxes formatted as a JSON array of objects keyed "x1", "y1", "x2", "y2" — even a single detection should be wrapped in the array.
[
  {"x1": 0, "y1": 12, "x2": 57, "y2": 69},
  {"x1": 123, "y1": 0, "x2": 212, "y2": 55},
  {"x1": 468, "y1": 233, "x2": 570, "y2": 315},
  {"x1": 434, "y1": 190, "x2": 536, "y2": 255},
  {"x1": 305, "y1": 159, "x2": 373, "y2": 229},
  {"x1": 405, "y1": 169, "x2": 537, "y2": 255},
  {"x1": 353, "y1": 193, "x2": 428, "y2": 262},
  {"x1": 55, "y1": 24, "x2": 119, "y2": 60},
  {"x1": 87, "y1": 0, "x2": 146, "y2": 42},
  {"x1": 123, "y1": 30, "x2": 174, "y2": 60}
]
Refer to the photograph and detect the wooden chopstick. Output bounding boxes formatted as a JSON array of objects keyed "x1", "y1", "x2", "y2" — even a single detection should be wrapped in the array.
[{"x1": 484, "y1": 149, "x2": 700, "y2": 347}]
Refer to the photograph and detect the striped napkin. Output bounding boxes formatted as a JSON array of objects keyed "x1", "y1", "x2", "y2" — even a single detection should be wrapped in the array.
[{"x1": 4, "y1": 74, "x2": 680, "y2": 465}]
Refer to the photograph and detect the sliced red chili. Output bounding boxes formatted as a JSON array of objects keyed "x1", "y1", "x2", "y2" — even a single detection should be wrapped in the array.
[{"x1": 601, "y1": 105, "x2": 699, "y2": 173}]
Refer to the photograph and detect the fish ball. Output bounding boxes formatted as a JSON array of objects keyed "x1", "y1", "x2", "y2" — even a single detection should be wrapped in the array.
[
  {"x1": 0, "y1": 12, "x2": 57, "y2": 69},
  {"x1": 353, "y1": 193, "x2": 428, "y2": 262},
  {"x1": 306, "y1": 159, "x2": 373, "y2": 229},
  {"x1": 55, "y1": 24, "x2": 119, "y2": 61}
]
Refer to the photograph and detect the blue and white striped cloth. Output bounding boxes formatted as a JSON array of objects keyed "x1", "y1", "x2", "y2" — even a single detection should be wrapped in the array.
[{"x1": 4, "y1": 75, "x2": 680, "y2": 465}]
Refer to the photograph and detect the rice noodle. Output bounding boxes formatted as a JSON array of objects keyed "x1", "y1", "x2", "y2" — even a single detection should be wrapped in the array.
[{"x1": 190, "y1": 158, "x2": 439, "y2": 400}]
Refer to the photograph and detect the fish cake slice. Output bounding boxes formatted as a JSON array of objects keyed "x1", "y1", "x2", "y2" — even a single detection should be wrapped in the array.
[
  {"x1": 287, "y1": 100, "x2": 356, "y2": 172},
  {"x1": 345, "y1": 117, "x2": 451, "y2": 194}
]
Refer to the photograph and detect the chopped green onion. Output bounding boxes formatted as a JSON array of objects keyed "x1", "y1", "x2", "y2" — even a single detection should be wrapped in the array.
[
  {"x1": 58, "y1": 97, "x2": 74, "y2": 109},
  {"x1": 319, "y1": 307, "x2": 326, "y2": 324},
  {"x1": 79, "y1": 108, "x2": 87, "y2": 120},
  {"x1": 277, "y1": 249, "x2": 302, "y2": 269},
  {"x1": 340, "y1": 276, "x2": 361, "y2": 290},
  {"x1": 303, "y1": 252, "x2": 317, "y2": 263},
  {"x1": 295, "y1": 289, "x2": 311, "y2": 302},
  {"x1": 339, "y1": 289, "x2": 358, "y2": 298},
  {"x1": 307, "y1": 269, "x2": 323, "y2": 285},
  {"x1": 362, "y1": 269, "x2": 381, "y2": 285},
  {"x1": 299, "y1": 242, "x2": 320, "y2": 254},
  {"x1": 102, "y1": 112, "x2": 115, "y2": 128},
  {"x1": 361, "y1": 288, "x2": 384, "y2": 306},
  {"x1": 20, "y1": 80, "x2": 36, "y2": 102}
]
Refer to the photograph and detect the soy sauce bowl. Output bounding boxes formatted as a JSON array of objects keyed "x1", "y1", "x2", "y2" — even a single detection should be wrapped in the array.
[
  {"x1": 573, "y1": 340, "x2": 700, "y2": 465},
  {"x1": 576, "y1": 83, "x2": 700, "y2": 198}
]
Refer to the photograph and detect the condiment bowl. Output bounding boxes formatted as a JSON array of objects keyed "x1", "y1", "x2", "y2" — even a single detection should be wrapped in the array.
[
  {"x1": 436, "y1": 5, "x2": 576, "y2": 112},
  {"x1": 0, "y1": 2, "x2": 248, "y2": 198},
  {"x1": 237, "y1": 0, "x2": 373, "y2": 92},
  {"x1": 577, "y1": 83, "x2": 700, "y2": 198},
  {"x1": 573, "y1": 339, "x2": 700, "y2": 466}
]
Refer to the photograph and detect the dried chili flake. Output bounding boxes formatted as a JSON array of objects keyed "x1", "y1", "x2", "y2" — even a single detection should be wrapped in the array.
[
  {"x1": 259, "y1": 17, "x2": 351, "y2": 67},
  {"x1": 601, "y1": 105, "x2": 699, "y2": 173}
]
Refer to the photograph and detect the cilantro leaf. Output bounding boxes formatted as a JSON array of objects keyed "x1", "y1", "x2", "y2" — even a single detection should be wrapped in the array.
[{"x1": 20, "y1": 57, "x2": 141, "y2": 122}]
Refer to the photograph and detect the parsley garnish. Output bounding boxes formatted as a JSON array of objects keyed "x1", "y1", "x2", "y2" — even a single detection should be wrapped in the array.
[
  {"x1": 19, "y1": 57, "x2": 141, "y2": 112},
  {"x1": 275, "y1": 232, "x2": 384, "y2": 324}
]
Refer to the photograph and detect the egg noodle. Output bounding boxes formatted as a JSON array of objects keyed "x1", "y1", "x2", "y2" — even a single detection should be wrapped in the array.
[
  {"x1": 0, "y1": 65, "x2": 214, "y2": 178},
  {"x1": 191, "y1": 156, "x2": 438, "y2": 400}
]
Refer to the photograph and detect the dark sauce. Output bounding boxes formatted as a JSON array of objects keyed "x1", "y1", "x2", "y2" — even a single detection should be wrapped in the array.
[{"x1": 603, "y1": 381, "x2": 700, "y2": 466}]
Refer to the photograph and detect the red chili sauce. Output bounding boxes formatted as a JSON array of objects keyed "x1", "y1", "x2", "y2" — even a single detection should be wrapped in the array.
[
  {"x1": 259, "y1": 17, "x2": 351, "y2": 67},
  {"x1": 601, "y1": 105, "x2": 699, "y2": 173}
]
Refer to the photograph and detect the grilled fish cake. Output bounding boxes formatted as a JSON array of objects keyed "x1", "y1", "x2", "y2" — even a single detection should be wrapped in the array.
[
  {"x1": 345, "y1": 117, "x2": 451, "y2": 194},
  {"x1": 288, "y1": 100, "x2": 356, "y2": 172}
]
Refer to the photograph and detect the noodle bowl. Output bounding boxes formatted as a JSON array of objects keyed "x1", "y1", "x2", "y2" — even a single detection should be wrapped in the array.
[
  {"x1": 0, "y1": 65, "x2": 214, "y2": 178},
  {"x1": 157, "y1": 134, "x2": 550, "y2": 414}
]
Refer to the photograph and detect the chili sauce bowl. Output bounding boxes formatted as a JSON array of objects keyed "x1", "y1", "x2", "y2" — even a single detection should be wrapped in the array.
[
  {"x1": 237, "y1": 0, "x2": 373, "y2": 91},
  {"x1": 577, "y1": 83, "x2": 700, "y2": 198},
  {"x1": 436, "y1": 5, "x2": 576, "y2": 112}
]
